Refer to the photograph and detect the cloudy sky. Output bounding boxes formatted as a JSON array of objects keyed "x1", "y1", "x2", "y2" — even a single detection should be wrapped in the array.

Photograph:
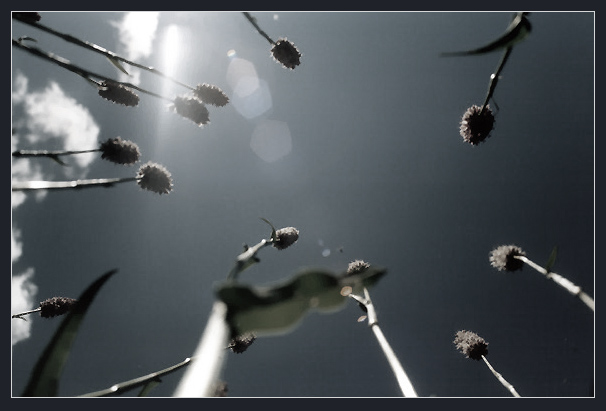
[{"x1": 11, "y1": 11, "x2": 594, "y2": 398}]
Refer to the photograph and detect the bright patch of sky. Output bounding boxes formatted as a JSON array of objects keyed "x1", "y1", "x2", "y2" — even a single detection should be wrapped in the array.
[{"x1": 110, "y1": 12, "x2": 160, "y2": 85}]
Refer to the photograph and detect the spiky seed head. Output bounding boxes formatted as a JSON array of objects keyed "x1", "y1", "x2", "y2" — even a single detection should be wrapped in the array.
[
  {"x1": 490, "y1": 245, "x2": 526, "y2": 272},
  {"x1": 459, "y1": 105, "x2": 495, "y2": 145},
  {"x1": 271, "y1": 38, "x2": 301, "y2": 70},
  {"x1": 273, "y1": 227, "x2": 299, "y2": 250},
  {"x1": 98, "y1": 81, "x2": 140, "y2": 107},
  {"x1": 228, "y1": 332, "x2": 256, "y2": 354},
  {"x1": 171, "y1": 96, "x2": 210, "y2": 126},
  {"x1": 454, "y1": 330, "x2": 488, "y2": 360},
  {"x1": 99, "y1": 137, "x2": 140, "y2": 165},
  {"x1": 137, "y1": 162, "x2": 173, "y2": 195},
  {"x1": 39, "y1": 297, "x2": 77, "y2": 318},
  {"x1": 193, "y1": 83, "x2": 229, "y2": 107},
  {"x1": 347, "y1": 260, "x2": 371, "y2": 276}
]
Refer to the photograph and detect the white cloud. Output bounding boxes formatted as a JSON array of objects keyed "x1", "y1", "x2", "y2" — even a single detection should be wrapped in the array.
[
  {"x1": 110, "y1": 12, "x2": 160, "y2": 84},
  {"x1": 12, "y1": 268, "x2": 37, "y2": 346},
  {"x1": 12, "y1": 72, "x2": 100, "y2": 180}
]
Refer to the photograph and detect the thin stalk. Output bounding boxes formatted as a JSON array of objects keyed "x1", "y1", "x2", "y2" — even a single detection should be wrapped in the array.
[
  {"x1": 12, "y1": 177, "x2": 138, "y2": 191},
  {"x1": 227, "y1": 238, "x2": 273, "y2": 281},
  {"x1": 12, "y1": 149, "x2": 99, "y2": 158},
  {"x1": 174, "y1": 301, "x2": 230, "y2": 397},
  {"x1": 12, "y1": 39, "x2": 173, "y2": 103},
  {"x1": 12, "y1": 14, "x2": 195, "y2": 91},
  {"x1": 79, "y1": 357, "x2": 193, "y2": 397},
  {"x1": 12, "y1": 307, "x2": 41, "y2": 319},
  {"x1": 481, "y1": 46, "x2": 513, "y2": 114},
  {"x1": 350, "y1": 288, "x2": 418, "y2": 397},
  {"x1": 481, "y1": 355, "x2": 521, "y2": 397},
  {"x1": 514, "y1": 255, "x2": 594, "y2": 311},
  {"x1": 242, "y1": 12, "x2": 275, "y2": 45}
]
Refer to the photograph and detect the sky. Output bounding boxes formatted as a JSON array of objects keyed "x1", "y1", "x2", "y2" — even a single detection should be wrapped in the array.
[{"x1": 11, "y1": 11, "x2": 595, "y2": 398}]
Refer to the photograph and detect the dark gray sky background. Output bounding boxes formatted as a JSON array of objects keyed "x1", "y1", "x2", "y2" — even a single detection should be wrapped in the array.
[{"x1": 11, "y1": 11, "x2": 594, "y2": 398}]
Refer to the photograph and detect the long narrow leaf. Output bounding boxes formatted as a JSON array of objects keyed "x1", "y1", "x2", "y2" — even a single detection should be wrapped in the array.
[{"x1": 21, "y1": 269, "x2": 118, "y2": 397}]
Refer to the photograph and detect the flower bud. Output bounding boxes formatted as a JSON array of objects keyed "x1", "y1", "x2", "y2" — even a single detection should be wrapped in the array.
[
  {"x1": 272, "y1": 227, "x2": 299, "y2": 250},
  {"x1": 99, "y1": 137, "x2": 140, "y2": 165},
  {"x1": 193, "y1": 84, "x2": 229, "y2": 107},
  {"x1": 171, "y1": 96, "x2": 210, "y2": 126},
  {"x1": 346, "y1": 260, "x2": 371, "y2": 276},
  {"x1": 459, "y1": 104, "x2": 495, "y2": 145},
  {"x1": 228, "y1": 332, "x2": 256, "y2": 354},
  {"x1": 137, "y1": 162, "x2": 173, "y2": 195},
  {"x1": 39, "y1": 297, "x2": 77, "y2": 318},
  {"x1": 98, "y1": 81, "x2": 140, "y2": 107},
  {"x1": 271, "y1": 38, "x2": 301, "y2": 70},
  {"x1": 454, "y1": 330, "x2": 488, "y2": 360},
  {"x1": 490, "y1": 245, "x2": 526, "y2": 272}
]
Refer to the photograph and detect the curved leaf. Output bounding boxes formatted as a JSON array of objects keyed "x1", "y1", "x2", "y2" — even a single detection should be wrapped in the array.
[
  {"x1": 216, "y1": 266, "x2": 387, "y2": 337},
  {"x1": 22, "y1": 269, "x2": 117, "y2": 397}
]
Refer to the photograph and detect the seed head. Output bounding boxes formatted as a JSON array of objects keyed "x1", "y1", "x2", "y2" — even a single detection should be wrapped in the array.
[
  {"x1": 454, "y1": 330, "x2": 488, "y2": 360},
  {"x1": 137, "y1": 162, "x2": 173, "y2": 195},
  {"x1": 490, "y1": 245, "x2": 526, "y2": 272},
  {"x1": 271, "y1": 38, "x2": 301, "y2": 70},
  {"x1": 98, "y1": 81, "x2": 140, "y2": 107},
  {"x1": 39, "y1": 297, "x2": 77, "y2": 318},
  {"x1": 228, "y1": 332, "x2": 256, "y2": 354},
  {"x1": 272, "y1": 227, "x2": 299, "y2": 250},
  {"x1": 171, "y1": 96, "x2": 210, "y2": 126},
  {"x1": 193, "y1": 83, "x2": 229, "y2": 107},
  {"x1": 347, "y1": 260, "x2": 371, "y2": 276},
  {"x1": 459, "y1": 105, "x2": 495, "y2": 145},
  {"x1": 99, "y1": 137, "x2": 140, "y2": 165}
]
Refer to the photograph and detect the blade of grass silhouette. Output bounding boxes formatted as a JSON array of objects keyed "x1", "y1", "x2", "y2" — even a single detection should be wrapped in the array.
[
  {"x1": 21, "y1": 269, "x2": 117, "y2": 397},
  {"x1": 12, "y1": 14, "x2": 195, "y2": 91},
  {"x1": 545, "y1": 245, "x2": 558, "y2": 273},
  {"x1": 440, "y1": 12, "x2": 531, "y2": 57},
  {"x1": 12, "y1": 39, "x2": 172, "y2": 102},
  {"x1": 79, "y1": 357, "x2": 193, "y2": 397}
]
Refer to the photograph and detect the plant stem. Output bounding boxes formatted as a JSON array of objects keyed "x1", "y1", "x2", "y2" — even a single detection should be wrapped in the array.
[
  {"x1": 12, "y1": 307, "x2": 41, "y2": 319},
  {"x1": 12, "y1": 14, "x2": 195, "y2": 91},
  {"x1": 481, "y1": 355, "x2": 521, "y2": 397},
  {"x1": 12, "y1": 177, "x2": 138, "y2": 191},
  {"x1": 79, "y1": 357, "x2": 193, "y2": 397},
  {"x1": 515, "y1": 255, "x2": 595, "y2": 311},
  {"x1": 174, "y1": 301, "x2": 230, "y2": 397},
  {"x1": 227, "y1": 238, "x2": 273, "y2": 281},
  {"x1": 350, "y1": 288, "x2": 418, "y2": 397},
  {"x1": 481, "y1": 46, "x2": 513, "y2": 114},
  {"x1": 12, "y1": 39, "x2": 173, "y2": 103},
  {"x1": 242, "y1": 12, "x2": 275, "y2": 45},
  {"x1": 12, "y1": 149, "x2": 100, "y2": 158}
]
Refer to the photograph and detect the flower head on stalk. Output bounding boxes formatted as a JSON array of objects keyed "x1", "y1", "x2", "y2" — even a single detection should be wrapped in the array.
[
  {"x1": 99, "y1": 137, "x2": 140, "y2": 165},
  {"x1": 272, "y1": 227, "x2": 300, "y2": 250},
  {"x1": 98, "y1": 81, "x2": 140, "y2": 107},
  {"x1": 454, "y1": 330, "x2": 489, "y2": 360},
  {"x1": 40, "y1": 297, "x2": 78, "y2": 318},
  {"x1": 137, "y1": 162, "x2": 173, "y2": 195},
  {"x1": 171, "y1": 96, "x2": 210, "y2": 126},
  {"x1": 490, "y1": 245, "x2": 526, "y2": 272},
  {"x1": 193, "y1": 83, "x2": 229, "y2": 107},
  {"x1": 459, "y1": 104, "x2": 495, "y2": 145},
  {"x1": 271, "y1": 38, "x2": 301, "y2": 69}
]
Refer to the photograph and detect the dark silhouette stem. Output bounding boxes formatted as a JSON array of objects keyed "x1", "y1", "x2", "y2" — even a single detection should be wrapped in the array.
[
  {"x1": 243, "y1": 12, "x2": 275, "y2": 45},
  {"x1": 12, "y1": 39, "x2": 173, "y2": 103},
  {"x1": 481, "y1": 46, "x2": 513, "y2": 114},
  {"x1": 12, "y1": 14, "x2": 195, "y2": 91}
]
